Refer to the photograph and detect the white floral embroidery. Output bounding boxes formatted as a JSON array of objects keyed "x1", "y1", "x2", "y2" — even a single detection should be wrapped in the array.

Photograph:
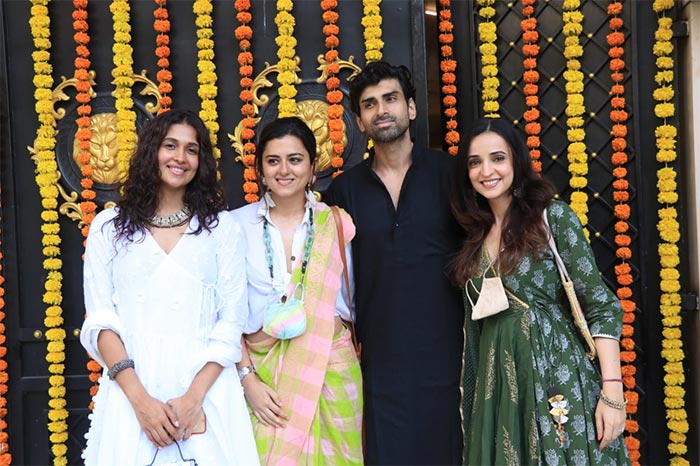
[
  {"x1": 571, "y1": 414, "x2": 586, "y2": 437},
  {"x1": 518, "y1": 256, "x2": 532, "y2": 275},
  {"x1": 555, "y1": 364, "x2": 572, "y2": 385},
  {"x1": 545, "y1": 449, "x2": 561, "y2": 466},
  {"x1": 572, "y1": 449, "x2": 587, "y2": 466},
  {"x1": 533, "y1": 269, "x2": 545, "y2": 288}
]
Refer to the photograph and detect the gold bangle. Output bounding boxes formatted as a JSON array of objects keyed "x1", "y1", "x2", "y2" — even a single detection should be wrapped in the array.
[{"x1": 600, "y1": 391, "x2": 628, "y2": 410}]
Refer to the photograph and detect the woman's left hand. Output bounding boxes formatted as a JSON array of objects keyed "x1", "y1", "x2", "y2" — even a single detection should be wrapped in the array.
[
  {"x1": 167, "y1": 393, "x2": 203, "y2": 442},
  {"x1": 595, "y1": 389, "x2": 626, "y2": 451}
]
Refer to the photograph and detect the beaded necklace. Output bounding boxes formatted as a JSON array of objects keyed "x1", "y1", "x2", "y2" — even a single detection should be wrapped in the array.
[
  {"x1": 263, "y1": 207, "x2": 314, "y2": 287},
  {"x1": 149, "y1": 205, "x2": 191, "y2": 228}
]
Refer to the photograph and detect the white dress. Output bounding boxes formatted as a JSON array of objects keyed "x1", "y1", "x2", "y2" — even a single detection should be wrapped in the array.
[{"x1": 80, "y1": 208, "x2": 259, "y2": 466}]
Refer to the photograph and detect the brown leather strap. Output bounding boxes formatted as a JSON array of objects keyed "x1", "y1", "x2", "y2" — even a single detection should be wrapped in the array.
[{"x1": 330, "y1": 206, "x2": 361, "y2": 358}]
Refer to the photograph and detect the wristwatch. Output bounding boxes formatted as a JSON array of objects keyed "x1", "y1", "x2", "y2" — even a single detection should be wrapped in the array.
[{"x1": 237, "y1": 365, "x2": 256, "y2": 381}]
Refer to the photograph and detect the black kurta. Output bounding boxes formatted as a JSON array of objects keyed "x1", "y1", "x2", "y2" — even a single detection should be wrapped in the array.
[{"x1": 325, "y1": 146, "x2": 464, "y2": 465}]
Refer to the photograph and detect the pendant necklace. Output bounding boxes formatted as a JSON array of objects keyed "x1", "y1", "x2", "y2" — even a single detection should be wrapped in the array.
[
  {"x1": 263, "y1": 207, "x2": 314, "y2": 300},
  {"x1": 149, "y1": 205, "x2": 191, "y2": 228}
]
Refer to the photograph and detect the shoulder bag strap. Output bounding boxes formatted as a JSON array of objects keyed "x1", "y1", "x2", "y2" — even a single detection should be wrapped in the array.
[
  {"x1": 542, "y1": 209, "x2": 598, "y2": 360},
  {"x1": 330, "y1": 206, "x2": 361, "y2": 359}
]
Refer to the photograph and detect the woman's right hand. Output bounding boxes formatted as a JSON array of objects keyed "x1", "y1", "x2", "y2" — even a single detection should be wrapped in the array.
[
  {"x1": 242, "y1": 375, "x2": 288, "y2": 427},
  {"x1": 132, "y1": 394, "x2": 180, "y2": 448}
]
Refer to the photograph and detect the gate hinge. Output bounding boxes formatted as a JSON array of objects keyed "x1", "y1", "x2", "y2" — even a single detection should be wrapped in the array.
[
  {"x1": 681, "y1": 293, "x2": 698, "y2": 311},
  {"x1": 672, "y1": 21, "x2": 689, "y2": 38}
]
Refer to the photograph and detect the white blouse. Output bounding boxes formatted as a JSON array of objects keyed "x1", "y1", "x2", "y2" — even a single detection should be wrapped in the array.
[{"x1": 230, "y1": 194, "x2": 354, "y2": 335}]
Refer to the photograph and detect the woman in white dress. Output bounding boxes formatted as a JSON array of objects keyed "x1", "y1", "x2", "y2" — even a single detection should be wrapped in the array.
[{"x1": 80, "y1": 109, "x2": 259, "y2": 465}]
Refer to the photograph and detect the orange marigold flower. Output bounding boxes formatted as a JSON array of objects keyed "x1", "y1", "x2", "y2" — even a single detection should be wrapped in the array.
[
  {"x1": 322, "y1": 11, "x2": 339, "y2": 23},
  {"x1": 612, "y1": 124, "x2": 627, "y2": 137},
  {"x1": 237, "y1": 12, "x2": 252, "y2": 23},
  {"x1": 242, "y1": 117, "x2": 256, "y2": 129},
  {"x1": 529, "y1": 149, "x2": 541, "y2": 159},
  {"x1": 74, "y1": 57, "x2": 90, "y2": 69},
  {"x1": 443, "y1": 95, "x2": 457, "y2": 107},
  {"x1": 621, "y1": 337, "x2": 635, "y2": 351},
  {"x1": 333, "y1": 143, "x2": 345, "y2": 155},
  {"x1": 522, "y1": 5, "x2": 534, "y2": 16},
  {"x1": 612, "y1": 167, "x2": 627, "y2": 178},
  {"x1": 72, "y1": 8, "x2": 87, "y2": 20},
  {"x1": 331, "y1": 156, "x2": 345, "y2": 168},
  {"x1": 238, "y1": 52, "x2": 253, "y2": 66},
  {"x1": 620, "y1": 349, "x2": 636, "y2": 362},
  {"x1": 523, "y1": 70, "x2": 539, "y2": 84},
  {"x1": 243, "y1": 142, "x2": 256, "y2": 154},
  {"x1": 439, "y1": 21, "x2": 453, "y2": 34},
  {"x1": 611, "y1": 151, "x2": 627, "y2": 165},
  {"x1": 243, "y1": 181, "x2": 259, "y2": 194},
  {"x1": 617, "y1": 273, "x2": 633, "y2": 286},
  {"x1": 524, "y1": 108, "x2": 540, "y2": 122},
  {"x1": 444, "y1": 108, "x2": 457, "y2": 118},
  {"x1": 608, "y1": 2, "x2": 623, "y2": 15},
  {"x1": 235, "y1": 25, "x2": 253, "y2": 41},
  {"x1": 241, "y1": 104, "x2": 255, "y2": 116},
  {"x1": 446, "y1": 120, "x2": 458, "y2": 130},
  {"x1": 521, "y1": 18, "x2": 536, "y2": 31},
  {"x1": 241, "y1": 128, "x2": 255, "y2": 140},
  {"x1": 327, "y1": 90, "x2": 344, "y2": 104},
  {"x1": 526, "y1": 135, "x2": 540, "y2": 148},
  {"x1": 522, "y1": 44, "x2": 540, "y2": 58},
  {"x1": 621, "y1": 324, "x2": 634, "y2": 337},
  {"x1": 610, "y1": 58, "x2": 625, "y2": 72},
  {"x1": 325, "y1": 36, "x2": 340, "y2": 49},
  {"x1": 154, "y1": 19, "x2": 170, "y2": 33},
  {"x1": 525, "y1": 96, "x2": 538, "y2": 107},
  {"x1": 156, "y1": 44, "x2": 171, "y2": 57},
  {"x1": 613, "y1": 191, "x2": 629, "y2": 202},
  {"x1": 612, "y1": 137, "x2": 627, "y2": 152},
  {"x1": 615, "y1": 234, "x2": 631, "y2": 247},
  {"x1": 609, "y1": 46, "x2": 624, "y2": 59},
  {"x1": 611, "y1": 97, "x2": 626, "y2": 109},
  {"x1": 613, "y1": 179, "x2": 629, "y2": 191},
  {"x1": 440, "y1": 60, "x2": 456, "y2": 74},
  {"x1": 326, "y1": 77, "x2": 341, "y2": 90},
  {"x1": 621, "y1": 364, "x2": 637, "y2": 376},
  {"x1": 445, "y1": 131, "x2": 460, "y2": 144},
  {"x1": 441, "y1": 45, "x2": 453, "y2": 58},
  {"x1": 76, "y1": 45, "x2": 90, "y2": 58},
  {"x1": 240, "y1": 77, "x2": 253, "y2": 88},
  {"x1": 328, "y1": 106, "x2": 344, "y2": 121},
  {"x1": 523, "y1": 84, "x2": 538, "y2": 96},
  {"x1": 325, "y1": 49, "x2": 339, "y2": 63},
  {"x1": 615, "y1": 263, "x2": 632, "y2": 275},
  {"x1": 157, "y1": 58, "x2": 170, "y2": 68},
  {"x1": 448, "y1": 146, "x2": 459, "y2": 156},
  {"x1": 158, "y1": 82, "x2": 173, "y2": 94},
  {"x1": 156, "y1": 70, "x2": 172, "y2": 82},
  {"x1": 611, "y1": 71, "x2": 624, "y2": 83},
  {"x1": 442, "y1": 73, "x2": 457, "y2": 85},
  {"x1": 240, "y1": 90, "x2": 254, "y2": 102},
  {"x1": 160, "y1": 96, "x2": 173, "y2": 108},
  {"x1": 607, "y1": 31, "x2": 624, "y2": 47},
  {"x1": 523, "y1": 58, "x2": 537, "y2": 70},
  {"x1": 615, "y1": 220, "x2": 629, "y2": 233},
  {"x1": 522, "y1": 31, "x2": 538, "y2": 44},
  {"x1": 609, "y1": 17, "x2": 624, "y2": 30},
  {"x1": 525, "y1": 122, "x2": 541, "y2": 135},
  {"x1": 611, "y1": 84, "x2": 625, "y2": 95},
  {"x1": 242, "y1": 155, "x2": 256, "y2": 166},
  {"x1": 327, "y1": 63, "x2": 340, "y2": 75},
  {"x1": 616, "y1": 247, "x2": 632, "y2": 260},
  {"x1": 614, "y1": 204, "x2": 631, "y2": 220},
  {"x1": 442, "y1": 84, "x2": 457, "y2": 95}
]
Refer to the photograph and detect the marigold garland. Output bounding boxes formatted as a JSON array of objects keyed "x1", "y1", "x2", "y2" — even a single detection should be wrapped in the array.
[
  {"x1": 521, "y1": 0, "x2": 541, "y2": 172},
  {"x1": 72, "y1": 0, "x2": 102, "y2": 411},
  {"x1": 437, "y1": 0, "x2": 459, "y2": 156},
  {"x1": 321, "y1": 0, "x2": 347, "y2": 175},
  {"x1": 653, "y1": 0, "x2": 688, "y2": 463},
  {"x1": 476, "y1": 0, "x2": 499, "y2": 117},
  {"x1": 606, "y1": 2, "x2": 639, "y2": 462},
  {"x1": 111, "y1": 0, "x2": 137, "y2": 183},
  {"x1": 193, "y1": 0, "x2": 221, "y2": 162},
  {"x1": 30, "y1": 1, "x2": 69, "y2": 464},
  {"x1": 154, "y1": 0, "x2": 173, "y2": 113},
  {"x1": 0, "y1": 194, "x2": 11, "y2": 466},
  {"x1": 562, "y1": 0, "x2": 589, "y2": 233},
  {"x1": 235, "y1": 0, "x2": 259, "y2": 203},
  {"x1": 362, "y1": 0, "x2": 383, "y2": 63},
  {"x1": 275, "y1": 0, "x2": 298, "y2": 118}
]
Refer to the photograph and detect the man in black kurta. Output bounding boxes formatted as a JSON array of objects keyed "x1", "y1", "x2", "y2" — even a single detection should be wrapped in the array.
[{"x1": 325, "y1": 61, "x2": 464, "y2": 465}]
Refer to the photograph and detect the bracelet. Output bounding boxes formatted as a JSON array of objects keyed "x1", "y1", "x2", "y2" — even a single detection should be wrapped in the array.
[
  {"x1": 601, "y1": 378, "x2": 623, "y2": 383},
  {"x1": 599, "y1": 391, "x2": 628, "y2": 410},
  {"x1": 107, "y1": 358, "x2": 134, "y2": 380}
]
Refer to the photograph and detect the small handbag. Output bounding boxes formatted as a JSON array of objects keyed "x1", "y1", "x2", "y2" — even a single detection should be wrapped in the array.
[
  {"x1": 466, "y1": 261, "x2": 510, "y2": 320},
  {"x1": 143, "y1": 440, "x2": 197, "y2": 466},
  {"x1": 330, "y1": 206, "x2": 361, "y2": 360},
  {"x1": 262, "y1": 282, "x2": 307, "y2": 340},
  {"x1": 543, "y1": 210, "x2": 598, "y2": 360}
]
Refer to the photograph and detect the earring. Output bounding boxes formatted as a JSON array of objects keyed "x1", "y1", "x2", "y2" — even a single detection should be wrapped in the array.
[{"x1": 512, "y1": 187, "x2": 521, "y2": 198}]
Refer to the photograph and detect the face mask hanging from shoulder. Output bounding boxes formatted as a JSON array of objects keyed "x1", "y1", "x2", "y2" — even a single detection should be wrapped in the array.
[{"x1": 466, "y1": 258, "x2": 510, "y2": 321}]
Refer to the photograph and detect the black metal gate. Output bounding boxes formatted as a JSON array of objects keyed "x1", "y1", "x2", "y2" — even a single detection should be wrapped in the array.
[{"x1": 0, "y1": 0, "x2": 692, "y2": 464}]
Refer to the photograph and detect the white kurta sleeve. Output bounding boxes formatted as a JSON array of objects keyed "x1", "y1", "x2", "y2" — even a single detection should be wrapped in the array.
[
  {"x1": 196, "y1": 214, "x2": 249, "y2": 369},
  {"x1": 335, "y1": 243, "x2": 355, "y2": 321},
  {"x1": 80, "y1": 209, "x2": 124, "y2": 368}
]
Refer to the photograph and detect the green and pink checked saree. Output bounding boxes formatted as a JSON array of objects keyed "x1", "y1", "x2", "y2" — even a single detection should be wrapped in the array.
[{"x1": 246, "y1": 204, "x2": 363, "y2": 466}]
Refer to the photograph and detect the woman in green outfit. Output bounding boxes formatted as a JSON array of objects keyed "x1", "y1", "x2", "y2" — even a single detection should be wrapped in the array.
[{"x1": 452, "y1": 118, "x2": 630, "y2": 465}]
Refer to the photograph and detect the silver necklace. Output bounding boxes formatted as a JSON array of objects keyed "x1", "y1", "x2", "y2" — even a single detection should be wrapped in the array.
[{"x1": 149, "y1": 205, "x2": 191, "y2": 228}]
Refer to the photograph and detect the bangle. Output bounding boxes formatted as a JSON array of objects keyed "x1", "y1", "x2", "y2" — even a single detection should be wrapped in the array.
[
  {"x1": 107, "y1": 358, "x2": 134, "y2": 380},
  {"x1": 601, "y1": 378, "x2": 623, "y2": 383},
  {"x1": 599, "y1": 391, "x2": 628, "y2": 410}
]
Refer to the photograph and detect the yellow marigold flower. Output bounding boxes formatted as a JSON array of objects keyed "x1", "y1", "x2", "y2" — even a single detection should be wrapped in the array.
[
  {"x1": 658, "y1": 191, "x2": 679, "y2": 205},
  {"x1": 478, "y1": 6, "x2": 496, "y2": 19},
  {"x1": 655, "y1": 70, "x2": 674, "y2": 84},
  {"x1": 655, "y1": 102, "x2": 675, "y2": 118},
  {"x1": 658, "y1": 179, "x2": 678, "y2": 193},
  {"x1": 48, "y1": 386, "x2": 66, "y2": 398},
  {"x1": 483, "y1": 101, "x2": 500, "y2": 113},
  {"x1": 565, "y1": 82, "x2": 584, "y2": 94},
  {"x1": 48, "y1": 363, "x2": 65, "y2": 375},
  {"x1": 50, "y1": 432, "x2": 69, "y2": 443},
  {"x1": 653, "y1": 41, "x2": 674, "y2": 56},
  {"x1": 661, "y1": 254, "x2": 680, "y2": 268},
  {"x1": 51, "y1": 444, "x2": 68, "y2": 458},
  {"x1": 656, "y1": 124, "x2": 677, "y2": 138},
  {"x1": 48, "y1": 408, "x2": 69, "y2": 422},
  {"x1": 656, "y1": 137, "x2": 676, "y2": 151},
  {"x1": 482, "y1": 89, "x2": 500, "y2": 102},
  {"x1": 663, "y1": 316, "x2": 682, "y2": 327},
  {"x1": 653, "y1": 0, "x2": 674, "y2": 12},
  {"x1": 479, "y1": 43, "x2": 497, "y2": 56},
  {"x1": 660, "y1": 279, "x2": 681, "y2": 293},
  {"x1": 668, "y1": 420, "x2": 690, "y2": 434},
  {"x1": 570, "y1": 191, "x2": 588, "y2": 204},
  {"x1": 483, "y1": 77, "x2": 499, "y2": 89},
  {"x1": 479, "y1": 22, "x2": 496, "y2": 35},
  {"x1": 669, "y1": 445, "x2": 689, "y2": 458},
  {"x1": 49, "y1": 375, "x2": 66, "y2": 387},
  {"x1": 653, "y1": 85, "x2": 674, "y2": 101},
  {"x1": 569, "y1": 176, "x2": 587, "y2": 189}
]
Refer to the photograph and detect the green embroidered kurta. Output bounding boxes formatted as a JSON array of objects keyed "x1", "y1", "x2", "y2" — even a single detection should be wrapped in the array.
[{"x1": 463, "y1": 201, "x2": 630, "y2": 466}]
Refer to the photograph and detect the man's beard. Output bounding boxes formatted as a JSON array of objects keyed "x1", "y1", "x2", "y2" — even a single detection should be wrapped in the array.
[{"x1": 366, "y1": 115, "x2": 410, "y2": 143}]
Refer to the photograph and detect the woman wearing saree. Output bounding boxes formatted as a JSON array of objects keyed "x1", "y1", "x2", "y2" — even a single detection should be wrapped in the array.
[{"x1": 231, "y1": 117, "x2": 363, "y2": 465}]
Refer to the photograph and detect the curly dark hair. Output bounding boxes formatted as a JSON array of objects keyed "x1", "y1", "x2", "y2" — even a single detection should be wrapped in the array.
[
  {"x1": 114, "y1": 109, "x2": 226, "y2": 241},
  {"x1": 348, "y1": 61, "x2": 416, "y2": 117},
  {"x1": 450, "y1": 118, "x2": 556, "y2": 284}
]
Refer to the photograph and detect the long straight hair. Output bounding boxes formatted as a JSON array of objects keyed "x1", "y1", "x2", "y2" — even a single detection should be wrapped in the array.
[{"x1": 450, "y1": 118, "x2": 556, "y2": 284}]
